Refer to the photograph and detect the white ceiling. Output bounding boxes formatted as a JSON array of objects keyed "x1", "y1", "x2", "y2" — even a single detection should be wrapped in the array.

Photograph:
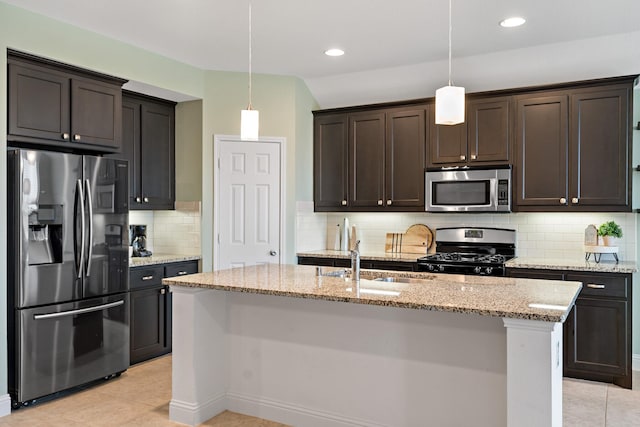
[{"x1": 5, "y1": 0, "x2": 640, "y2": 105}]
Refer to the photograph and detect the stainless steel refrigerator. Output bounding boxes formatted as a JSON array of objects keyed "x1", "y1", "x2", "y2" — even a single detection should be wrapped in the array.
[{"x1": 7, "y1": 148, "x2": 130, "y2": 407}]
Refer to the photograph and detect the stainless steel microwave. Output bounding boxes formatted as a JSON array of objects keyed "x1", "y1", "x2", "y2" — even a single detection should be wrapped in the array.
[{"x1": 425, "y1": 167, "x2": 511, "y2": 212}]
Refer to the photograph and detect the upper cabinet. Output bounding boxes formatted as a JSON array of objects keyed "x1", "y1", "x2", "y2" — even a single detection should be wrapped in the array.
[
  {"x1": 428, "y1": 96, "x2": 511, "y2": 167},
  {"x1": 8, "y1": 50, "x2": 126, "y2": 153},
  {"x1": 514, "y1": 82, "x2": 631, "y2": 211},
  {"x1": 117, "y1": 92, "x2": 176, "y2": 210},
  {"x1": 313, "y1": 104, "x2": 428, "y2": 212}
]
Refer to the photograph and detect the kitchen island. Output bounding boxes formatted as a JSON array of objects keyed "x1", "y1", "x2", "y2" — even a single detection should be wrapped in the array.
[{"x1": 164, "y1": 264, "x2": 582, "y2": 427}]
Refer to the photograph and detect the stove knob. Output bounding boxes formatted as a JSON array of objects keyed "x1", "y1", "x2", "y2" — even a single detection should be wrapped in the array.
[
  {"x1": 427, "y1": 264, "x2": 435, "y2": 272},
  {"x1": 438, "y1": 265, "x2": 445, "y2": 272},
  {"x1": 484, "y1": 267, "x2": 493, "y2": 275},
  {"x1": 473, "y1": 266, "x2": 482, "y2": 274}
]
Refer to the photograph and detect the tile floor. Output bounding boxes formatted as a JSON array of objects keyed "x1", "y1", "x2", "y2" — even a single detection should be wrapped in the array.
[{"x1": 0, "y1": 355, "x2": 639, "y2": 426}]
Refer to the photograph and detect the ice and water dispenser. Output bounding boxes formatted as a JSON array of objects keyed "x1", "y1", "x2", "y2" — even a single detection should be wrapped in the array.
[{"x1": 27, "y1": 204, "x2": 63, "y2": 265}]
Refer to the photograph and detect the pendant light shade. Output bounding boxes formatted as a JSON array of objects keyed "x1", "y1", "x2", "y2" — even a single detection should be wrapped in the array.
[
  {"x1": 240, "y1": 1, "x2": 259, "y2": 140},
  {"x1": 435, "y1": 85, "x2": 465, "y2": 125},
  {"x1": 435, "y1": 0, "x2": 465, "y2": 125},
  {"x1": 241, "y1": 108, "x2": 259, "y2": 141}
]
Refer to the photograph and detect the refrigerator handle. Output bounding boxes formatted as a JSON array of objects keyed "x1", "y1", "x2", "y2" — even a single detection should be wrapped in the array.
[
  {"x1": 84, "y1": 179, "x2": 94, "y2": 276},
  {"x1": 74, "y1": 179, "x2": 85, "y2": 279},
  {"x1": 33, "y1": 299, "x2": 125, "y2": 320}
]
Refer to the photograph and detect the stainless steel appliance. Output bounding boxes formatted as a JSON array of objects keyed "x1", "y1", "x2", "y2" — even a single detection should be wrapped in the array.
[
  {"x1": 417, "y1": 227, "x2": 515, "y2": 276},
  {"x1": 7, "y1": 148, "x2": 130, "y2": 407},
  {"x1": 130, "y1": 224, "x2": 152, "y2": 257},
  {"x1": 425, "y1": 166, "x2": 511, "y2": 212}
]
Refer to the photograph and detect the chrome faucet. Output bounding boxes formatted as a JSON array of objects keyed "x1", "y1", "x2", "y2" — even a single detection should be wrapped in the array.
[{"x1": 350, "y1": 240, "x2": 361, "y2": 283}]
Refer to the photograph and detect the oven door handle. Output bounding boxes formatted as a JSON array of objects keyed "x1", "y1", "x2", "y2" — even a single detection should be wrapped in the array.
[{"x1": 33, "y1": 300, "x2": 124, "y2": 320}]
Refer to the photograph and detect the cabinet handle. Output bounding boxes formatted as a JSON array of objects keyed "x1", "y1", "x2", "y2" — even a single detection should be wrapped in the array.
[
  {"x1": 142, "y1": 275, "x2": 154, "y2": 281},
  {"x1": 62, "y1": 133, "x2": 70, "y2": 140},
  {"x1": 460, "y1": 155, "x2": 466, "y2": 160},
  {"x1": 386, "y1": 200, "x2": 392, "y2": 205},
  {"x1": 572, "y1": 197, "x2": 579, "y2": 204},
  {"x1": 341, "y1": 200, "x2": 347, "y2": 206},
  {"x1": 587, "y1": 284, "x2": 606, "y2": 289},
  {"x1": 135, "y1": 197, "x2": 141, "y2": 203},
  {"x1": 470, "y1": 154, "x2": 477, "y2": 160},
  {"x1": 73, "y1": 134, "x2": 81, "y2": 141},
  {"x1": 177, "y1": 271, "x2": 188, "y2": 275},
  {"x1": 560, "y1": 198, "x2": 567, "y2": 204},
  {"x1": 144, "y1": 197, "x2": 149, "y2": 203},
  {"x1": 160, "y1": 288, "x2": 166, "y2": 295},
  {"x1": 377, "y1": 200, "x2": 383, "y2": 206}
]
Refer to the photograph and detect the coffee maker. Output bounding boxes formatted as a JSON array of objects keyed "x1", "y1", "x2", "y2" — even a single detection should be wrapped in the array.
[{"x1": 130, "y1": 224, "x2": 152, "y2": 257}]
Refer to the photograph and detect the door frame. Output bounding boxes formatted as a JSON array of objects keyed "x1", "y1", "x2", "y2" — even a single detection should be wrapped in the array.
[{"x1": 212, "y1": 134, "x2": 286, "y2": 271}]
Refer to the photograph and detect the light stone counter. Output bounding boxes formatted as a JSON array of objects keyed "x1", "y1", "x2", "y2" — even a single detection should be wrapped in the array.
[
  {"x1": 297, "y1": 249, "x2": 421, "y2": 262},
  {"x1": 506, "y1": 257, "x2": 637, "y2": 274},
  {"x1": 130, "y1": 254, "x2": 200, "y2": 268},
  {"x1": 164, "y1": 264, "x2": 580, "y2": 323}
]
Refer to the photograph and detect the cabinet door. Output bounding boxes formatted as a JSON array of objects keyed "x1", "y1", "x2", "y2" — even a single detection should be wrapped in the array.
[
  {"x1": 506, "y1": 268, "x2": 564, "y2": 280},
  {"x1": 467, "y1": 97, "x2": 510, "y2": 164},
  {"x1": 140, "y1": 100, "x2": 175, "y2": 209},
  {"x1": 71, "y1": 79, "x2": 122, "y2": 150},
  {"x1": 515, "y1": 94, "x2": 569, "y2": 208},
  {"x1": 570, "y1": 87, "x2": 630, "y2": 209},
  {"x1": 314, "y1": 114, "x2": 349, "y2": 210},
  {"x1": 349, "y1": 112, "x2": 386, "y2": 208},
  {"x1": 564, "y1": 297, "x2": 628, "y2": 377},
  {"x1": 8, "y1": 63, "x2": 71, "y2": 142},
  {"x1": 164, "y1": 260, "x2": 199, "y2": 278},
  {"x1": 428, "y1": 105, "x2": 467, "y2": 166},
  {"x1": 130, "y1": 286, "x2": 167, "y2": 364},
  {"x1": 385, "y1": 107, "x2": 427, "y2": 209},
  {"x1": 121, "y1": 99, "x2": 143, "y2": 209}
]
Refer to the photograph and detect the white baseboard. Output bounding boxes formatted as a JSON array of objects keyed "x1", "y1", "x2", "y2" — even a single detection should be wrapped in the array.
[
  {"x1": 633, "y1": 354, "x2": 640, "y2": 371},
  {"x1": 0, "y1": 394, "x2": 11, "y2": 418},
  {"x1": 169, "y1": 393, "x2": 226, "y2": 427},
  {"x1": 226, "y1": 392, "x2": 387, "y2": 427}
]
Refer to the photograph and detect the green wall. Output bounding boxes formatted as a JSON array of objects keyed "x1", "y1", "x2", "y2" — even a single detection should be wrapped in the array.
[{"x1": 0, "y1": 1, "x2": 317, "y2": 401}]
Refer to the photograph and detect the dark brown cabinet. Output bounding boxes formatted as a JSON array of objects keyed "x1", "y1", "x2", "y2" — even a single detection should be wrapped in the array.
[
  {"x1": 297, "y1": 256, "x2": 418, "y2": 271},
  {"x1": 514, "y1": 83, "x2": 631, "y2": 211},
  {"x1": 8, "y1": 51, "x2": 125, "y2": 152},
  {"x1": 506, "y1": 268, "x2": 632, "y2": 388},
  {"x1": 428, "y1": 97, "x2": 510, "y2": 167},
  {"x1": 130, "y1": 260, "x2": 198, "y2": 365},
  {"x1": 120, "y1": 92, "x2": 176, "y2": 210},
  {"x1": 313, "y1": 105, "x2": 427, "y2": 212},
  {"x1": 314, "y1": 114, "x2": 349, "y2": 210}
]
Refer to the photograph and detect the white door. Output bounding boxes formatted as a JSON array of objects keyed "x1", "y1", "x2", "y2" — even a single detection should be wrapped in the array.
[{"x1": 217, "y1": 140, "x2": 281, "y2": 269}]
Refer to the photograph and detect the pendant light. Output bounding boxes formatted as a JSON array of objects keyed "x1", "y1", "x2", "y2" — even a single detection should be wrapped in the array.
[
  {"x1": 435, "y1": 0, "x2": 465, "y2": 125},
  {"x1": 241, "y1": 0, "x2": 259, "y2": 140}
]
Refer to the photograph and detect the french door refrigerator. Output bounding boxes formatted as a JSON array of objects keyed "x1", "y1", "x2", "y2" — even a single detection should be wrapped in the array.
[{"x1": 7, "y1": 148, "x2": 130, "y2": 407}]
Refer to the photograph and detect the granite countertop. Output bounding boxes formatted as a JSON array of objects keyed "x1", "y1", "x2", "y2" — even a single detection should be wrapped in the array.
[
  {"x1": 164, "y1": 264, "x2": 581, "y2": 323},
  {"x1": 297, "y1": 250, "x2": 421, "y2": 262},
  {"x1": 506, "y1": 257, "x2": 637, "y2": 274},
  {"x1": 130, "y1": 254, "x2": 201, "y2": 268}
]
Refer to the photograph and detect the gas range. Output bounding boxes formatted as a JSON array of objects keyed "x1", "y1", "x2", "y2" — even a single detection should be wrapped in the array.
[{"x1": 417, "y1": 227, "x2": 516, "y2": 276}]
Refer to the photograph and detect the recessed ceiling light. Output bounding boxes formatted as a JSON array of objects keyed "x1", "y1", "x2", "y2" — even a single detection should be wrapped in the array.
[
  {"x1": 499, "y1": 17, "x2": 526, "y2": 28},
  {"x1": 324, "y1": 48, "x2": 345, "y2": 57}
]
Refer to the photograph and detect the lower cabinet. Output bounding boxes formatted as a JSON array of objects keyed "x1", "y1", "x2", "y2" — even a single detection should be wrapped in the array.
[
  {"x1": 130, "y1": 260, "x2": 199, "y2": 365},
  {"x1": 506, "y1": 268, "x2": 631, "y2": 389},
  {"x1": 297, "y1": 256, "x2": 418, "y2": 271}
]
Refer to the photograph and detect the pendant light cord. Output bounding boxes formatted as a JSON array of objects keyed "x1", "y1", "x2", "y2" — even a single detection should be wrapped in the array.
[
  {"x1": 448, "y1": 0, "x2": 452, "y2": 86},
  {"x1": 248, "y1": 1, "x2": 253, "y2": 110}
]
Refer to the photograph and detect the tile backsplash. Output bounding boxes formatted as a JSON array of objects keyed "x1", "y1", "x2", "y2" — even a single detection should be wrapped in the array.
[
  {"x1": 128, "y1": 201, "x2": 202, "y2": 256},
  {"x1": 297, "y1": 210, "x2": 638, "y2": 262}
]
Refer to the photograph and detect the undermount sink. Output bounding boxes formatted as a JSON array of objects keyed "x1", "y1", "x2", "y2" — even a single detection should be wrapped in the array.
[{"x1": 316, "y1": 267, "x2": 349, "y2": 278}]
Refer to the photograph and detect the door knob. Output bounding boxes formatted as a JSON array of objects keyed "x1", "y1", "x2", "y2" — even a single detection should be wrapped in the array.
[
  {"x1": 341, "y1": 200, "x2": 347, "y2": 206},
  {"x1": 470, "y1": 154, "x2": 477, "y2": 160},
  {"x1": 135, "y1": 197, "x2": 141, "y2": 203},
  {"x1": 269, "y1": 250, "x2": 278, "y2": 256},
  {"x1": 62, "y1": 133, "x2": 70, "y2": 140},
  {"x1": 386, "y1": 200, "x2": 392, "y2": 205},
  {"x1": 460, "y1": 155, "x2": 466, "y2": 160},
  {"x1": 73, "y1": 134, "x2": 81, "y2": 141},
  {"x1": 572, "y1": 197, "x2": 579, "y2": 204},
  {"x1": 377, "y1": 200, "x2": 383, "y2": 206},
  {"x1": 144, "y1": 197, "x2": 149, "y2": 203},
  {"x1": 560, "y1": 198, "x2": 567, "y2": 204}
]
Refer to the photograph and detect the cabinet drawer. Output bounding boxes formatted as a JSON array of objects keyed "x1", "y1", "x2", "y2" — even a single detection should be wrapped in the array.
[
  {"x1": 164, "y1": 261, "x2": 199, "y2": 278},
  {"x1": 565, "y1": 273, "x2": 628, "y2": 299},
  {"x1": 130, "y1": 265, "x2": 164, "y2": 290}
]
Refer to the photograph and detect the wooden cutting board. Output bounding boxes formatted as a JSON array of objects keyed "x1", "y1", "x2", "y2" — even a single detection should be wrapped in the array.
[{"x1": 385, "y1": 224, "x2": 433, "y2": 254}]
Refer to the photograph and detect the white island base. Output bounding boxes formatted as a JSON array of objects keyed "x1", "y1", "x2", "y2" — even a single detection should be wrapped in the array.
[{"x1": 169, "y1": 287, "x2": 562, "y2": 427}]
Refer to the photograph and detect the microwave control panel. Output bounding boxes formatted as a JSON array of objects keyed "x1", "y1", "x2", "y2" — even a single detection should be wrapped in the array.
[{"x1": 497, "y1": 179, "x2": 509, "y2": 205}]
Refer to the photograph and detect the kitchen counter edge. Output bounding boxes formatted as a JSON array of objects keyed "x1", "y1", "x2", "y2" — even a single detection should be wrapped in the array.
[{"x1": 130, "y1": 254, "x2": 201, "y2": 268}]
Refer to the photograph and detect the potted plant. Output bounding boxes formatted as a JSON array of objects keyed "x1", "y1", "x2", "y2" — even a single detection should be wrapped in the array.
[{"x1": 598, "y1": 221, "x2": 622, "y2": 246}]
